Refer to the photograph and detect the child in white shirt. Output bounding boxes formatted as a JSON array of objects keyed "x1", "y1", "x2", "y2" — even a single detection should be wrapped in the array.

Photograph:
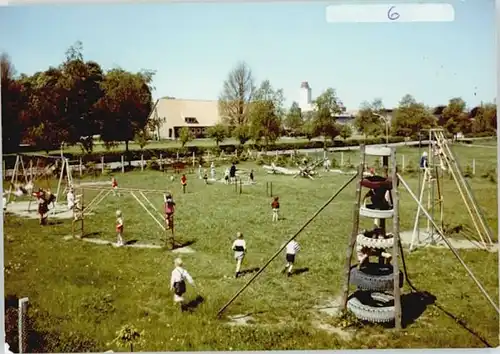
[
  {"x1": 283, "y1": 240, "x2": 301, "y2": 277},
  {"x1": 67, "y1": 188, "x2": 76, "y2": 210},
  {"x1": 170, "y1": 258, "x2": 196, "y2": 311},
  {"x1": 231, "y1": 232, "x2": 247, "y2": 278}
]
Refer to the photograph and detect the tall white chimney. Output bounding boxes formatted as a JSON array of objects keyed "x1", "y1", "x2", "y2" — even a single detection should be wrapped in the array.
[{"x1": 299, "y1": 81, "x2": 312, "y2": 111}]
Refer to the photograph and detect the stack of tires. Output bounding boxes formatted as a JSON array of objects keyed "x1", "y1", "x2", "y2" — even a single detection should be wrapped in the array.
[{"x1": 347, "y1": 154, "x2": 403, "y2": 324}]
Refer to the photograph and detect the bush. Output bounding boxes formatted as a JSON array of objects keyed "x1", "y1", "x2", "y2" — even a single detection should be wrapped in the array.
[{"x1": 147, "y1": 157, "x2": 161, "y2": 171}]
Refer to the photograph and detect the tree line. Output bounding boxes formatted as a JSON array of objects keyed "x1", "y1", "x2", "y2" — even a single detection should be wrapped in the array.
[
  {"x1": 205, "y1": 61, "x2": 496, "y2": 148},
  {"x1": 1, "y1": 41, "x2": 159, "y2": 156},
  {"x1": 2, "y1": 46, "x2": 496, "y2": 155}
]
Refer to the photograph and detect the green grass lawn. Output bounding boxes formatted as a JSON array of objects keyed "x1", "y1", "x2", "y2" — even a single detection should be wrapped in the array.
[{"x1": 4, "y1": 144, "x2": 498, "y2": 351}]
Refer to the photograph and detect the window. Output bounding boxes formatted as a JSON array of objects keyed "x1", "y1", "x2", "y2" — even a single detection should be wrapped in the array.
[{"x1": 184, "y1": 117, "x2": 199, "y2": 124}]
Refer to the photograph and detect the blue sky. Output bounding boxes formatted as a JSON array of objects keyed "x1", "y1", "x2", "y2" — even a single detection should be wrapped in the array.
[{"x1": 0, "y1": 0, "x2": 495, "y2": 110}]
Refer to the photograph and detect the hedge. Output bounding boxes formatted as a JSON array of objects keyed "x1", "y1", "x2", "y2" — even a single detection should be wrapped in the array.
[{"x1": 3, "y1": 136, "x2": 406, "y2": 167}]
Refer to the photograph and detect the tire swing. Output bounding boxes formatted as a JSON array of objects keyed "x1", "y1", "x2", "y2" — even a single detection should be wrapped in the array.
[{"x1": 347, "y1": 171, "x2": 402, "y2": 323}]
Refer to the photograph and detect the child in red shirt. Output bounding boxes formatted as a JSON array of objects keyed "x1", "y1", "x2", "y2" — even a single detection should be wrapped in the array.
[
  {"x1": 164, "y1": 193, "x2": 176, "y2": 229},
  {"x1": 271, "y1": 196, "x2": 280, "y2": 222},
  {"x1": 181, "y1": 174, "x2": 187, "y2": 193},
  {"x1": 111, "y1": 177, "x2": 119, "y2": 196}
]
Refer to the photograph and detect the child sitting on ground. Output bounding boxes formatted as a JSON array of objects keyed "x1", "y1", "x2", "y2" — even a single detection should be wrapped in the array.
[
  {"x1": 271, "y1": 196, "x2": 280, "y2": 222},
  {"x1": 164, "y1": 193, "x2": 176, "y2": 229},
  {"x1": 231, "y1": 232, "x2": 247, "y2": 278},
  {"x1": 283, "y1": 239, "x2": 301, "y2": 277},
  {"x1": 115, "y1": 210, "x2": 124, "y2": 247}
]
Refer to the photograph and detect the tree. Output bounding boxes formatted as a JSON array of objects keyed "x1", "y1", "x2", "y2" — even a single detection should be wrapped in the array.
[
  {"x1": 134, "y1": 127, "x2": 150, "y2": 150},
  {"x1": 1, "y1": 53, "x2": 25, "y2": 153},
  {"x1": 442, "y1": 97, "x2": 470, "y2": 136},
  {"x1": 178, "y1": 127, "x2": 194, "y2": 147},
  {"x1": 218, "y1": 61, "x2": 256, "y2": 145},
  {"x1": 353, "y1": 98, "x2": 385, "y2": 138},
  {"x1": 301, "y1": 112, "x2": 316, "y2": 141},
  {"x1": 248, "y1": 80, "x2": 284, "y2": 146},
  {"x1": 96, "y1": 68, "x2": 154, "y2": 164},
  {"x1": 284, "y1": 101, "x2": 303, "y2": 136},
  {"x1": 311, "y1": 88, "x2": 344, "y2": 147},
  {"x1": 339, "y1": 124, "x2": 353, "y2": 140},
  {"x1": 207, "y1": 123, "x2": 227, "y2": 146},
  {"x1": 109, "y1": 324, "x2": 145, "y2": 352},
  {"x1": 391, "y1": 94, "x2": 436, "y2": 138},
  {"x1": 23, "y1": 67, "x2": 70, "y2": 153},
  {"x1": 59, "y1": 42, "x2": 105, "y2": 153},
  {"x1": 471, "y1": 102, "x2": 496, "y2": 134}
]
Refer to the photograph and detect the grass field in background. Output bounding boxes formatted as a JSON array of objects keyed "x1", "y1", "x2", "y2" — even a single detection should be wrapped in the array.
[{"x1": 3, "y1": 143, "x2": 498, "y2": 351}]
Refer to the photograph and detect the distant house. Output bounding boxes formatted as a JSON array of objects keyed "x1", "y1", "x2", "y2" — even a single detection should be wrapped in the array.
[{"x1": 148, "y1": 98, "x2": 221, "y2": 140}]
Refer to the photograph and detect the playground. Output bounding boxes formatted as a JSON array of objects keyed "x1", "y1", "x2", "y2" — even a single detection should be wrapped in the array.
[{"x1": 3, "y1": 138, "x2": 499, "y2": 351}]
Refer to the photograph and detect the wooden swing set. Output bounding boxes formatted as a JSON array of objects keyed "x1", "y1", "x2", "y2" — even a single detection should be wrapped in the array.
[{"x1": 6, "y1": 154, "x2": 73, "y2": 214}]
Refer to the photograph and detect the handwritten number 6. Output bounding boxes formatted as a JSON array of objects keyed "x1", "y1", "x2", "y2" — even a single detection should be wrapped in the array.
[{"x1": 387, "y1": 6, "x2": 400, "y2": 20}]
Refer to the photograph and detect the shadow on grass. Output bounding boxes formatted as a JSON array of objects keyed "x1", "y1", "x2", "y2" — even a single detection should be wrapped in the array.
[
  {"x1": 184, "y1": 295, "x2": 205, "y2": 312},
  {"x1": 47, "y1": 220, "x2": 64, "y2": 226},
  {"x1": 292, "y1": 267, "x2": 309, "y2": 276},
  {"x1": 172, "y1": 239, "x2": 196, "y2": 249},
  {"x1": 401, "y1": 290, "x2": 436, "y2": 327},
  {"x1": 82, "y1": 231, "x2": 102, "y2": 238},
  {"x1": 240, "y1": 267, "x2": 260, "y2": 276},
  {"x1": 125, "y1": 239, "x2": 139, "y2": 245}
]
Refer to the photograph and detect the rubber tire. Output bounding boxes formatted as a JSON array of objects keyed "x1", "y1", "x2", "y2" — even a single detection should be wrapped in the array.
[
  {"x1": 359, "y1": 206, "x2": 394, "y2": 219},
  {"x1": 365, "y1": 146, "x2": 391, "y2": 157},
  {"x1": 350, "y1": 264, "x2": 404, "y2": 291},
  {"x1": 361, "y1": 178, "x2": 393, "y2": 190},
  {"x1": 357, "y1": 232, "x2": 394, "y2": 249},
  {"x1": 347, "y1": 291, "x2": 395, "y2": 323}
]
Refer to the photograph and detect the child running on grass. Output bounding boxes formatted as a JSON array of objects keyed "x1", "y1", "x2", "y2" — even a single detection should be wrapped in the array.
[
  {"x1": 271, "y1": 196, "x2": 280, "y2": 222},
  {"x1": 231, "y1": 232, "x2": 247, "y2": 278},
  {"x1": 115, "y1": 210, "x2": 124, "y2": 247},
  {"x1": 170, "y1": 258, "x2": 196, "y2": 312},
  {"x1": 283, "y1": 239, "x2": 301, "y2": 277},
  {"x1": 111, "y1": 177, "x2": 119, "y2": 196}
]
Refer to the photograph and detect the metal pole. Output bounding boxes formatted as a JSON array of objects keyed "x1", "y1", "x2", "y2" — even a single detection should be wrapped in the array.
[
  {"x1": 397, "y1": 173, "x2": 500, "y2": 314},
  {"x1": 217, "y1": 172, "x2": 359, "y2": 318}
]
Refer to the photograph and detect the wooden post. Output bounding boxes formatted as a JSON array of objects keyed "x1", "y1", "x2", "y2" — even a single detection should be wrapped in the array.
[
  {"x1": 176, "y1": 151, "x2": 179, "y2": 160},
  {"x1": 472, "y1": 158, "x2": 476, "y2": 175},
  {"x1": 192, "y1": 152, "x2": 196, "y2": 168},
  {"x1": 391, "y1": 148, "x2": 402, "y2": 330},
  {"x1": 402, "y1": 155, "x2": 405, "y2": 171},
  {"x1": 2, "y1": 160, "x2": 5, "y2": 181},
  {"x1": 141, "y1": 154, "x2": 144, "y2": 172},
  {"x1": 239, "y1": 178, "x2": 242, "y2": 194},
  {"x1": 78, "y1": 158, "x2": 83, "y2": 177},
  {"x1": 270, "y1": 182, "x2": 273, "y2": 197},
  {"x1": 120, "y1": 155, "x2": 124, "y2": 173},
  {"x1": 101, "y1": 156, "x2": 104, "y2": 174},
  {"x1": 341, "y1": 152, "x2": 344, "y2": 167},
  {"x1": 159, "y1": 154, "x2": 163, "y2": 171},
  {"x1": 340, "y1": 145, "x2": 365, "y2": 310}
]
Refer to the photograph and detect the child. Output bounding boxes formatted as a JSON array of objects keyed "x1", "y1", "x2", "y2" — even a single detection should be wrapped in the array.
[
  {"x1": 203, "y1": 170, "x2": 208, "y2": 184},
  {"x1": 210, "y1": 162, "x2": 216, "y2": 180},
  {"x1": 419, "y1": 151, "x2": 428, "y2": 169},
  {"x1": 224, "y1": 168, "x2": 230, "y2": 185},
  {"x1": 271, "y1": 196, "x2": 280, "y2": 222},
  {"x1": 249, "y1": 169, "x2": 254, "y2": 184},
  {"x1": 229, "y1": 163, "x2": 237, "y2": 184},
  {"x1": 115, "y1": 210, "x2": 124, "y2": 247},
  {"x1": 170, "y1": 258, "x2": 196, "y2": 312},
  {"x1": 33, "y1": 189, "x2": 49, "y2": 225},
  {"x1": 111, "y1": 177, "x2": 119, "y2": 196},
  {"x1": 181, "y1": 174, "x2": 187, "y2": 193},
  {"x1": 164, "y1": 193, "x2": 176, "y2": 229},
  {"x1": 231, "y1": 232, "x2": 247, "y2": 278},
  {"x1": 67, "y1": 187, "x2": 76, "y2": 210},
  {"x1": 283, "y1": 239, "x2": 301, "y2": 277},
  {"x1": 198, "y1": 164, "x2": 203, "y2": 179}
]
